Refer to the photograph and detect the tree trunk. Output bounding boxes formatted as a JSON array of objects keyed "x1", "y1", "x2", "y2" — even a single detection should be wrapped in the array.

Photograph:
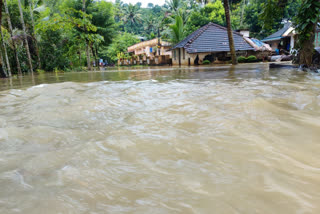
[
  {"x1": 0, "y1": 27, "x2": 11, "y2": 77},
  {"x1": 4, "y1": 0, "x2": 22, "y2": 75},
  {"x1": 86, "y1": 43, "x2": 91, "y2": 70},
  {"x1": 299, "y1": 23, "x2": 316, "y2": 67},
  {"x1": 82, "y1": 0, "x2": 91, "y2": 71},
  {"x1": 91, "y1": 44, "x2": 98, "y2": 70},
  {"x1": 0, "y1": 48, "x2": 7, "y2": 76},
  {"x1": 29, "y1": 0, "x2": 41, "y2": 69},
  {"x1": 18, "y1": 0, "x2": 34, "y2": 75},
  {"x1": 0, "y1": 0, "x2": 7, "y2": 78},
  {"x1": 223, "y1": 0, "x2": 238, "y2": 65},
  {"x1": 95, "y1": 45, "x2": 99, "y2": 68},
  {"x1": 0, "y1": 48, "x2": 8, "y2": 77}
]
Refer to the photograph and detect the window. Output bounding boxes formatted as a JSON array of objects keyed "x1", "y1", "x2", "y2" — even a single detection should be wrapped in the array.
[{"x1": 183, "y1": 48, "x2": 185, "y2": 60}]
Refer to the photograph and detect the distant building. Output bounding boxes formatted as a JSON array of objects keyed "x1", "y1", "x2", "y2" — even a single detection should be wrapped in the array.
[
  {"x1": 118, "y1": 38, "x2": 172, "y2": 66},
  {"x1": 262, "y1": 22, "x2": 320, "y2": 53},
  {"x1": 171, "y1": 23, "x2": 268, "y2": 66},
  {"x1": 261, "y1": 22, "x2": 295, "y2": 52},
  {"x1": 236, "y1": 29, "x2": 250, "y2": 38}
]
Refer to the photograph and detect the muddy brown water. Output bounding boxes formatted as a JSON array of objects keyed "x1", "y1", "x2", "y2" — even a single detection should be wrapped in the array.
[{"x1": 0, "y1": 64, "x2": 320, "y2": 213}]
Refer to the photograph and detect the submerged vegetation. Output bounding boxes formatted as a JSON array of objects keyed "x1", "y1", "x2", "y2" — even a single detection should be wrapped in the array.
[{"x1": 0, "y1": 0, "x2": 317, "y2": 77}]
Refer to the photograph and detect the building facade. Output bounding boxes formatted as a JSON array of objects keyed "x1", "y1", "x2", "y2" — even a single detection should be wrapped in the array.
[
  {"x1": 262, "y1": 22, "x2": 320, "y2": 53},
  {"x1": 118, "y1": 38, "x2": 172, "y2": 66},
  {"x1": 171, "y1": 23, "x2": 265, "y2": 66}
]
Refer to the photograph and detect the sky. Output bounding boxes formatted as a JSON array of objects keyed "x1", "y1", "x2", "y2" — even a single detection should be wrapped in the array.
[{"x1": 108, "y1": 0, "x2": 167, "y2": 7}]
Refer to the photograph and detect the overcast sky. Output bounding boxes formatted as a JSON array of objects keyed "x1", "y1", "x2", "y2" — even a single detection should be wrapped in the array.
[{"x1": 108, "y1": 0, "x2": 167, "y2": 7}]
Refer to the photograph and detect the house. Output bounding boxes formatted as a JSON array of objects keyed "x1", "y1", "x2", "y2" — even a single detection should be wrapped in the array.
[
  {"x1": 171, "y1": 22, "x2": 267, "y2": 66},
  {"x1": 262, "y1": 22, "x2": 320, "y2": 52},
  {"x1": 261, "y1": 22, "x2": 295, "y2": 52},
  {"x1": 118, "y1": 38, "x2": 172, "y2": 66}
]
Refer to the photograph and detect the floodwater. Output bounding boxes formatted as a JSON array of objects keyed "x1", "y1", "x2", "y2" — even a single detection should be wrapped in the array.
[{"x1": 0, "y1": 64, "x2": 320, "y2": 214}]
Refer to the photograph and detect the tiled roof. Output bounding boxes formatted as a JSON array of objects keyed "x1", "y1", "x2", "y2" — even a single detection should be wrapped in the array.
[
  {"x1": 173, "y1": 22, "x2": 254, "y2": 53},
  {"x1": 261, "y1": 22, "x2": 292, "y2": 42}
]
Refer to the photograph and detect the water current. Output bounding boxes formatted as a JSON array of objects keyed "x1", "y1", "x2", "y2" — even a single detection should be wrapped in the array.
[{"x1": 0, "y1": 64, "x2": 320, "y2": 213}]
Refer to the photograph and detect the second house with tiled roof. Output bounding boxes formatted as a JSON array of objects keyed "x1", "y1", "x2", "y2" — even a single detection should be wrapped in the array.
[{"x1": 171, "y1": 22, "x2": 269, "y2": 66}]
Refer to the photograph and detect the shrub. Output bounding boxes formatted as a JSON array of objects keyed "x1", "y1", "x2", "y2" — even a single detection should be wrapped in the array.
[
  {"x1": 237, "y1": 56, "x2": 246, "y2": 63},
  {"x1": 237, "y1": 55, "x2": 258, "y2": 63},
  {"x1": 246, "y1": 55, "x2": 257, "y2": 62},
  {"x1": 202, "y1": 60, "x2": 211, "y2": 65}
]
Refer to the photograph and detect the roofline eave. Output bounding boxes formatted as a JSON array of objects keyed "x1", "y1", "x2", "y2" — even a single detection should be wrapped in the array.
[
  {"x1": 186, "y1": 49, "x2": 255, "y2": 54},
  {"x1": 261, "y1": 37, "x2": 283, "y2": 42}
]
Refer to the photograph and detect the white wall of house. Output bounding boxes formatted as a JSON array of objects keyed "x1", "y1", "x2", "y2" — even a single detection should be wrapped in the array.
[
  {"x1": 290, "y1": 35, "x2": 295, "y2": 53},
  {"x1": 172, "y1": 48, "x2": 211, "y2": 65},
  {"x1": 239, "y1": 30, "x2": 250, "y2": 38}
]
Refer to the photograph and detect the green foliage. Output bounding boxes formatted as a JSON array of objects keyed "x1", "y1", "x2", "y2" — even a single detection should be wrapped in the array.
[
  {"x1": 202, "y1": 60, "x2": 211, "y2": 64},
  {"x1": 259, "y1": 0, "x2": 302, "y2": 38},
  {"x1": 294, "y1": 0, "x2": 320, "y2": 48},
  {"x1": 246, "y1": 55, "x2": 257, "y2": 62},
  {"x1": 105, "y1": 32, "x2": 140, "y2": 63},
  {"x1": 122, "y1": 4, "x2": 142, "y2": 33},
  {"x1": 260, "y1": 0, "x2": 302, "y2": 32},
  {"x1": 185, "y1": 0, "x2": 241, "y2": 36},
  {"x1": 169, "y1": 15, "x2": 185, "y2": 44},
  {"x1": 88, "y1": 1, "x2": 116, "y2": 46},
  {"x1": 204, "y1": 1, "x2": 225, "y2": 26},
  {"x1": 237, "y1": 55, "x2": 257, "y2": 63},
  {"x1": 33, "y1": 0, "x2": 116, "y2": 71},
  {"x1": 237, "y1": 56, "x2": 246, "y2": 63}
]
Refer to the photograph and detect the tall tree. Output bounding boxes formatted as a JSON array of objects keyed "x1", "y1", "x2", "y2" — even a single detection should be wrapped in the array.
[
  {"x1": 294, "y1": 0, "x2": 320, "y2": 67},
  {"x1": 0, "y1": 0, "x2": 7, "y2": 77},
  {"x1": 4, "y1": 0, "x2": 22, "y2": 75},
  {"x1": 82, "y1": 0, "x2": 91, "y2": 71},
  {"x1": 223, "y1": 0, "x2": 237, "y2": 64},
  {"x1": 29, "y1": 0, "x2": 41, "y2": 69},
  {"x1": 122, "y1": 4, "x2": 142, "y2": 33},
  {"x1": 18, "y1": 0, "x2": 34, "y2": 74}
]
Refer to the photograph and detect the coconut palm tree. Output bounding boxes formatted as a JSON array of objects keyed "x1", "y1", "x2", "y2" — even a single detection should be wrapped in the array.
[
  {"x1": 4, "y1": 0, "x2": 22, "y2": 75},
  {"x1": 165, "y1": 0, "x2": 181, "y2": 13},
  {"x1": 143, "y1": 14, "x2": 157, "y2": 34},
  {"x1": 18, "y1": 0, "x2": 34, "y2": 74},
  {"x1": 223, "y1": 0, "x2": 237, "y2": 65},
  {"x1": 169, "y1": 15, "x2": 184, "y2": 44},
  {"x1": 122, "y1": 4, "x2": 142, "y2": 32}
]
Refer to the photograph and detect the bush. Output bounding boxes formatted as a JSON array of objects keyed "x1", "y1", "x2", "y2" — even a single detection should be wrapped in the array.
[
  {"x1": 246, "y1": 55, "x2": 257, "y2": 62},
  {"x1": 237, "y1": 55, "x2": 258, "y2": 63},
  {"x1": 237, "y1": 56, "x2": 246, "y2": 63},
  {"x1": 202, "y1": 60, "x2": 211, "y2": 65}
]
